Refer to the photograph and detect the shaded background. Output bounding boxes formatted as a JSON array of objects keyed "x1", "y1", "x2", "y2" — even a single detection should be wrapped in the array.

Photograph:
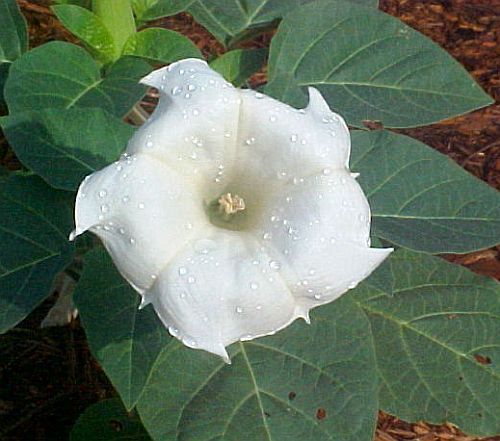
[{"x1": 0, "y1": 0, "x2": 499, "y2": 439}]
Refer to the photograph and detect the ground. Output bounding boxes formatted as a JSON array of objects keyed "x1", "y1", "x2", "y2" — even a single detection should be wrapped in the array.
[{"x1": 0, "y1": 1, "x2": 499, "y2": 440}]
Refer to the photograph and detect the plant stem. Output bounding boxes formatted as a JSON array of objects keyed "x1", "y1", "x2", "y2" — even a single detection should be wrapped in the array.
[{"x1": 92, "y1": 0, "x2": 136, "y2": 59}]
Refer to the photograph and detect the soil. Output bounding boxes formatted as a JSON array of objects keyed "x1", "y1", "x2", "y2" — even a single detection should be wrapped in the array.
[{"x1": 0, "y1": 1, "x2": 499, "y2": 440}]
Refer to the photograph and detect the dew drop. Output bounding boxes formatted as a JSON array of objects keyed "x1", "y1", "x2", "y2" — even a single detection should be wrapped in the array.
[
  {"x1": 122, "y1": 195, "x2": 130, "y2": 203},
  {"x1": 169, "y1": 327, "x2": 179, "y2": 336},
  {"x1": 309, "y1": 269, "x2": 316, "y2": 276},
  {"x1": 180, "y1": 292, "x2": 187, "y2": 299},
  {"x1": 250, "y1": 282, "x2": 259, "y2": 290},
  {"x1": 236, "y1": 306, "x2": 244, "y2": 314},
  {"x1": 314, "y1": 294, "x2": 322, "y2": 300},
  {"x1": 187, "y1": 276, "x2": 196, "y2": 284},
  {"x1": 129, "y1": 237, "x2": 136, "y2": 245},
  {"x1": 98, "y1": 189, "x2": 107, "y2": 198},
  {"x1": 178, "y1": 266, "x2": 187, "y2": 275},
  {"x1": 348, "y1": 281, "x2": 357, "y2": 289},
  {"x1": 255, "y1": 92, "x2": 264, "y2": 99},
  {"x1": 119, "y1": 228, "x2": 126, "y2": 235},
  {"x1": 290, "y1": 134, "x2": 298, "y2": 143},
  {"x1": 322, "y1": 168, "x2": 332, "y2": 175},
  {"x1": 269, "y1": 260, "x2": 281, "y2": 271},
  {"x1": 100, "y1": 204, "x2": 109, "y2": 213},
  {"x1": 256, "y1": 304, "x2": 263, "y2": 310},
  {"x1": 146, "y1": 140, "x2": 153, "y2": 148},
  {"x1": 138, "y1": 202, "x2": 145, "y2": 209},
  {"x1": 172, "y1": 86, "x2": 182, "y2": 95},
  {"x1": 192, "y1": 108, "x2": 200, "y2": 116},
  {"x1": 263, "y1": 232, "x2": 272, "y2": 240},
  {"x1": 269, "y1": 115, "x2": 277, "y2": 122},
  {"x1": 187, "y1": 84, "x2": 196, "y2": 91}
]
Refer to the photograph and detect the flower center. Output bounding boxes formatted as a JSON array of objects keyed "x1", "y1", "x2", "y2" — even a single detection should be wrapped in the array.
[
  {"x1": 206, "y1": 191, "x2": 251, "y2": 231},
  {"x1": 218, "y1": 193, "x2": 245, "y2": 216}
]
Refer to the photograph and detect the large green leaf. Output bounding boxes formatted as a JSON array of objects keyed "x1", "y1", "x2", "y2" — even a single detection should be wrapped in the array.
[
  {"x1": 266, "y1": 0, "x2": 493, "y2": 128},
  {"x1": 52, "y1": 4, "x2": 117, "y2": 63},
  {"x1": 4, "y1": 41, "x2": 150, "y2": 117},
  {"x1": 0, "y1": 174, "x2": 74, "y2": 333},
  {"x1": 210, "y1": 48, "x2": 267, "y2": 86},
  {"x1": 137, "y1": 296, "x2": 378, "y2": 441},
  {"x1": 0, "y1": 107, "x2": 134, "y2": 191},
  {"x1": 123, "y1": 28, "x2": 201, "y2": 64},
  {"x1": 353, "y1": 249, "x2": 500, "y2": 436},
  {"x1": 132, "y1": 0, "x2": 195, "y2": 21},
  {"x1": 350, "y1": 130, "x2": 500, "y2": 253},
  {"x1": 71, "y1": 399, "x2": 151, "y2": 441},
  {"x1": 0, "y1": 0, "x2": 28, "y2": 64},
  {"x1": 189, "y1": 0, "x2": 377, "y2": 46},
  {"x1": 74, "y1": 248, "x2": 170, "y2": 410}
]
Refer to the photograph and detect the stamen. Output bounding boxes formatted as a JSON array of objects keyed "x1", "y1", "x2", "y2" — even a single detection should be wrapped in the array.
[{"x1": 218, "y1": 193, "x2": 245, "y2": 215}]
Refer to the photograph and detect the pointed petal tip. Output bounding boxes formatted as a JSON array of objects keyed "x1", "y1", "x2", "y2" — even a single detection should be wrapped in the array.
[
  {"x1": 138, "y1": 295, "x2": 152, "y2": 310},
  {"x1": 295, "y1": 306, "x2": 311, "y2": 324},
  {"x1": 68, "y1": 229, "x2": 79, "y2": 241},
  {"x1": 306, "y1": 87, "x2": 331, "y2": 113}
]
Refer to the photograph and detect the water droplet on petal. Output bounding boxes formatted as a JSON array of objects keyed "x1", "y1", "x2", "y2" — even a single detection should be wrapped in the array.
[
  {"x1": 269, "y1": 260, "x2": 281, "y2": 271},
  {"x1": 290, "y1": 134, "x2": 298, "y2": 143},
  {"x1": 314, "y1": 294, "x2": 322, "y2": 300},
  {"x1": 250, "y1": 282, "x2": 259, "y2": 290},
  {"x1": 172, "y1": 86, "x2": 182, "y2": 95},
  {"x1": 178, "y1": 267, "x2": 187, "y2": 275},
  {"x1": 100, "y1": 204, "x2": 109, "y2": 213},
  {"x1": 98, "y1": 189, "x2": 107, "y2": 198},
  {"x1": 138, "y1": 202, "x2": 145, "y2": 209},
  {"x1": 236, "y1": 306, "x2": 244, "y2": 314},
  {"x1": 187, "y1": 276, "x2": 196, "y2": 284},
  {"x1": 263, "y1": 232, "x2": 272, "y2": 240},
  {"x1": 122, "y1": 196, "x2": 130, "y2": 203}
]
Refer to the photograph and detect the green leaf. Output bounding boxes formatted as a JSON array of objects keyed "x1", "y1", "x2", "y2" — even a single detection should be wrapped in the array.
[
  {"x1": 74, "y1": 248, "x2": 170, "y2": 410},
  {"x1": 71, "y1": 399, "x2": 151, "y2": 440},
  {"x1": 353, "y1": 249, "x2": 500, "y2": 436},
  {"x1": 0, "y1": 107, "x2": 134, "y2": 191},
  {"x1": 0, "y1": 0, "x2": 28, "y2": 64},
  {"x1": 0, "y1": 174, "x2": 74, "y2": 333},
  {"x1": 266, "y1": 0, "x2": 493, "y2": 128},
  {"x1": 136, "y1": 296, "x2": 378, "y2": 441},
  {"x1": 189, "y1": 0, "x2": 376, "y2": 46},
  {"x1": 123, "y1": 28, "x2": 201, "y2": 64},
  {"x1": 210, "y1": 48, "x2": 267, "y2": 86},
  {"x1": 132, "y1": 0, "x2": 195, "y2": 21},
  {"x1": 350, "y1": 130, "x2": 500, "y2": 253},
  {"x1": 52, "y1": 5, "x2": 116, "y2": 63},
  {"x1": 4, "y1": 41, "x2": 150, "y2": 117}
]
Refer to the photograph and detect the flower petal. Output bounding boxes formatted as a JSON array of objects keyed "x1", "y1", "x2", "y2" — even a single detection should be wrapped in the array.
[
  {"x1": 73, "y1": 153, "x2": 206, "y2": 292},
  {"x1": 145, "y1": 228, "x2": 299, "y2": 362},
  {"x1": 254, "y1": 169, "x2": 372, "y2": 248},
  {"x1": 252, "y1": 169, "x2": 392, "y2": 312},
  {"x1": 231, "y1": 87, "x2": 350, "y2": 185},
  {"x1": 127, "y1": 58, "x2": 241, "y2": 200}
]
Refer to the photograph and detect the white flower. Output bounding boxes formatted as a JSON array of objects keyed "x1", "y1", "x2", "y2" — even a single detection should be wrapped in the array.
[{"x1": 72, "y1": 58, "x2": 392, "y2": 363}]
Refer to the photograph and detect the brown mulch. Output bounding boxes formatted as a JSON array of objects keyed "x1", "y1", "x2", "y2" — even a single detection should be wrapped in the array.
[{"x1": 0, "y1": 1, "x2": 499, "y2": 440}]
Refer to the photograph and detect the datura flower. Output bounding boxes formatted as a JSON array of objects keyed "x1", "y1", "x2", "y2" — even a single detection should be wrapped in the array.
[{"x1": 71, "y1": 58, "x2": 392, "y2": 363}]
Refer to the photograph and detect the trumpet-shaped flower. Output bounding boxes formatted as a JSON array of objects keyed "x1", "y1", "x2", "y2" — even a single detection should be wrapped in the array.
[{"x1": 72, "y1": 59, "x2": 392, "y2": 362}]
